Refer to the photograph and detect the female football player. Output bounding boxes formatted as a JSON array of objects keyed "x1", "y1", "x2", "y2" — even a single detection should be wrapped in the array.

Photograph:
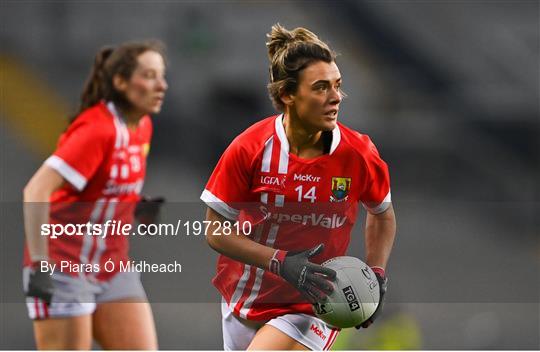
[
  {"x1": 201, "y1": 24, "x2": 396, "y2": 350},
  {"x1": 23, "y1": 40, "x2": 167, "y2": 349}
]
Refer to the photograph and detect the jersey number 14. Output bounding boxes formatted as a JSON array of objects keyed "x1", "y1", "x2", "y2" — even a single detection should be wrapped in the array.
[{"x1": 295, "y1": 185, "x2": 317, "y2": 203}]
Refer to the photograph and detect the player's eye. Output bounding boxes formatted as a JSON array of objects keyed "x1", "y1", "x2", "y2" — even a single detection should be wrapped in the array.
[{"x1": 142, "y1": 71, "x2": 157, "y2": 79}]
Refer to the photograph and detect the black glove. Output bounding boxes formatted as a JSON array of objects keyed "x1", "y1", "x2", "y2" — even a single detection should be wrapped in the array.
[
  {"x1": 135, "y1": 196, "x2": 165, "y2": 225},
  {"x1": 356, "y1": 268, "x2": 387, "y2": 329},
  {"x1": 26, "y1": 264, "x2": 54, "y2": 306},
  {"x1": 270, "y1": 244, "x2": 336, "y2": 303}
]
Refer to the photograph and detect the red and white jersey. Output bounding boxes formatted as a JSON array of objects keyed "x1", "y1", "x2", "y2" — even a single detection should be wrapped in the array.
[
  {"x1": 24, "y1": 101, "x2": 152, "y2": 281},
  {"x1": 201, "y1": 114, "x2": 391, "y2": 321}
]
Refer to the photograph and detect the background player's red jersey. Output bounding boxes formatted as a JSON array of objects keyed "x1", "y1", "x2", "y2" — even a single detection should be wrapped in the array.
[
  {"x1": 201, "y1": 115, "x2": 391, "y2": 321},
  {"x1": 24, "y1": 101, "x2": 152, "y2": 281}
]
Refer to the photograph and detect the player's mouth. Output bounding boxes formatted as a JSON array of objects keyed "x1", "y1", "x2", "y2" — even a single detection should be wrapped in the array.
[{"x1": 323, "y1": 109, "x2": 338, "y2": 119}]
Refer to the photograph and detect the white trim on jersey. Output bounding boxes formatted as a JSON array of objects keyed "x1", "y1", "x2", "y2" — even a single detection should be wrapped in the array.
[
  {"x1": 44, "y1": 155, "x2": 87, "y2": 191},
  {"x1": 200, "y1": 189, "x2": 240, "y2": 220},
  {"x1": 229, "y1": 224, "x2": 264, "y2": 307},
  {"x1": 109, "y1": 103, "x2": 124, "y2": 149},
  {"x1": 274, "y1": 115, "x2": 289, "y2": 174},
  {"x1": 261, "y1": 137, "x2": 273, "y2": 173},
  {"x1": 78, "y1": 198, "x2": 106, "y2": 278},
  {"x1": 274, "y1": 114, "x2": 342, "y2": 156},
  {"x1": 107, "y1": 101, "x2": 130, "y2": 148},
  {"x1": 238, "y1": 222, "x2": 280, "y2": 318},
  {"x1": 260, "y1": 192, "x2": 268, "y2": 205},
  {"x1": 90, "y1": 198, "x2": 117, "y2": 276},
  {"x1": 362, "y1": 190, "x2": 392, "y2": 214},
  {"x1": 330, "y1": 124, "x2": 341, "y2": 154}
]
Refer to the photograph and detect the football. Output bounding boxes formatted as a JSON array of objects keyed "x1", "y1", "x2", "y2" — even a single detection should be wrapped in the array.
[{"x1": 313, "y1": 256, "x2": 380, "y2": 328}]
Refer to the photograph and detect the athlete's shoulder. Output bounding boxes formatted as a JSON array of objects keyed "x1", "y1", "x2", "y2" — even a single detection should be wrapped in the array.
[
  {"x1": 68, "y1": 102, "x2": 116, "y2": 138},
  {"x1": 337, "y1": 121, "x2": 382, "y2": 159},
  {"x1": 229, "y1": 115, "x2": 277, "y2": 151}
]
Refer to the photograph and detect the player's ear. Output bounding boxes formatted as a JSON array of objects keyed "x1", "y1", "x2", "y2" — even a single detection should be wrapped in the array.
[
  {"x1": 280, "y1": 92, "x2": 295, "y2": 107},
  {"x1": 113, "y1": 74, "x2": 128, "y2": 93}
]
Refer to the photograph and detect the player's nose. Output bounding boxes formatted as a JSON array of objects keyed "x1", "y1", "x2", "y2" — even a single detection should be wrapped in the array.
[{"x1": 329, "y1": 86, "x2": 341, "y2": 105}]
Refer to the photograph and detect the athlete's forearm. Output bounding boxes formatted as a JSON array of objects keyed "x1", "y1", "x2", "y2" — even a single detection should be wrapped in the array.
[
  {"x1": 364, "y1": 204, "x2": 396, "y2": 269},
  {"x1": 23, "y1": 188, "x2": 51, "y2": 262},
  {"x1": 205, "y1": 207, "x2": 275, "y2": 270},
  {"x1": 23, "y1": 165, "x2": 64, "y2": 262}
]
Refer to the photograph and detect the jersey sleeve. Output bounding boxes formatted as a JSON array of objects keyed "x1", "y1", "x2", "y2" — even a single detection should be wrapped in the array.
[
  {"x1": 200, "y1": 138, "x2": 252, "y2": 220},
  {"x1": 44, "y1": 117, "x2": 112, "y2": 191},
  {"x1": 359, "y1": 138, "x2": 392, "y2": 214}
]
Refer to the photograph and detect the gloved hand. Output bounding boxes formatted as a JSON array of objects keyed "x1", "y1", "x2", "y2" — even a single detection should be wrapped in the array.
[
  {"x1": 26, "y1": 263, "x2": 54, "y2": 306},
  {"x1": 269, "y1": 244, "x2": 336, "y2": 303},
  {"x1": 135, "y1": 196, "x2": 165, "y2": 225},
  {"x1": 356, "y1": 267, "x2": 387, "y2": 329}
]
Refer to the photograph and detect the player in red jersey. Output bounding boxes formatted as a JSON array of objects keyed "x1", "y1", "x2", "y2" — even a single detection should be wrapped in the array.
[
  {"x1": 201, "y1": 24, "x2": 396, "y2": 350},
  {"x1": 22, "y1": 40, "x2": 167, "y2": 349}
]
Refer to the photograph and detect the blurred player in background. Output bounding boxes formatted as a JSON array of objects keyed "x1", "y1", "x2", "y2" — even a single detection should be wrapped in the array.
[
  {"x1": 201, "y1": 24, "x2": 396, "y2": 350},
  {"x1": 22, "y1": 40, "x2": 167, "y2": 349}
]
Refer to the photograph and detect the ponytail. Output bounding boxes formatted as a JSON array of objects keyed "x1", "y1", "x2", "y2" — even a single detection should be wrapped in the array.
[{"x1": 70, "y1": 46, "x2": 114, "y2": 122}]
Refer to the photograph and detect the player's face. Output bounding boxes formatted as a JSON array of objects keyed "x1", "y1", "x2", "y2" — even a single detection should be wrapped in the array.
[
  {"x1": 289, "y1": 60, "x2": 342, "y2": 132},
  {"x1": 117, "y1": 50, "x2": 168, "y2": 115}
]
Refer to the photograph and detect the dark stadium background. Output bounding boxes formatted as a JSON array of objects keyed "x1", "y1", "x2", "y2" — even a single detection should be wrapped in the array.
[{"x1": 1, "y1": 1, "x2": 538, "y2": 349}]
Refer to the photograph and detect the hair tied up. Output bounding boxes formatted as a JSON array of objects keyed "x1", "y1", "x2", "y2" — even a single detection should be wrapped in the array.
[
  {"x1": 266, "y1": 24, "x2": 336, "y2": 111},
  {"x1": 94, "y1": 46, "x2": 115, "y2": 70}
]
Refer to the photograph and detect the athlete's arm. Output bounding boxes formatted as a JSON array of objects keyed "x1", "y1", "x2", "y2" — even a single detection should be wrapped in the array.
[
  {"x1": 205, "y1": 207, "x2": 335, "y2": 302},
  {"x1": 364, "y1": 204, "x2": 396, "y2": 269},
  {"x1": 357, "y1": 204, "x2": 395, "y2": 328},
  {"x1": 23, "y1": 165, "x2": 65, "y2": 261},
  {"x1": 205, "y1": 207, "x2": 275, "y2": 269}
]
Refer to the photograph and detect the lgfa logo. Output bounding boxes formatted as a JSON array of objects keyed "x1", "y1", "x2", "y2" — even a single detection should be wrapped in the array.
[
  {"x1": 260, "y1": 175, "x2": 285, "y2": 187},
  {"x1": 310, "y1": 324, "x2": 327, "y2": 341}
]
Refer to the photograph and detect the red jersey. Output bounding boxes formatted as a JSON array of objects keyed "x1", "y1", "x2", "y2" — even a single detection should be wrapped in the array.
[
  {"x1": 24, "y1": 101, "x2": 152, "y2": 281},
  {"x1": 201, "y1": 115, "x2": 391, "y2": 321}
]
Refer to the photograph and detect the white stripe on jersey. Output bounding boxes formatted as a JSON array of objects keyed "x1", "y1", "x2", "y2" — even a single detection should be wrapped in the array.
[
  {"x1": 330, "y1": 124, "x2": 341, "y2": 154},
  {"x1": 238, "y1": 222, "x2": 280, "y2": 318},
  {"x1": 275, "y1": 194, "x2": 285, "y2": 207},
  {"x1": 261, "y1": 137, "x2": 273, "y2": 173},
  {"x1": 44, "y1": 155, "x2": 87, "y2": 191},
  {"x1": 274, "y1": 116, "x2": 290, "y2": 174},
  {"x1": 260, "y1": 192, "x2": 268, "y2": 205},
  {"x1": 229, "y1": 224, "x2": 264, "y2": 307},
  {"x1": 78, "y1": 198, "x2": 106, "y2": 278},
  {"x1": 90, "y1": 198, "x2": 117, "y2": 277},
  {"x1": 230, "y1": 192, "x2": 267, "y2": 311},
  {"x1": 200, "y1": 190, "x2": 240, "y2": 220},
  {"x1": 107, "y1": 101, "x2": 130, "y2": 149},
  {"x1": 121, "y1": 122, "x2": 130, "y2": 148},
  {"x1": 111, "y1": 113, "x2": 123, "y2": 149},
  {"x1": 363, "y1": 190, "x2": 392, "y2": 214}
]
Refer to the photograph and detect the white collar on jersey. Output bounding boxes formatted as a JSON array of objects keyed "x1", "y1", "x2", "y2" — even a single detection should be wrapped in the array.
[
  {"x1": 106, "y1": 101, "x2": 127, "y2": 123},
  {"x1": 274, "y1": 114, "x2": 341, "y2": 155},
  {"x1": 106, "y1": 101, "x2": 130, "y2": 149}
]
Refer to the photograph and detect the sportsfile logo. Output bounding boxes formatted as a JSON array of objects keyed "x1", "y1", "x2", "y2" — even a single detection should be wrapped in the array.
[
  {"x1": 342, "y1": 286, "x2": 360, "y2": 311},
  {"x1": 259, "y1": 206, "x2": 346, "y2": 229},
  {"x1": 310, "y1": 324, "x2": 327, "y2": 341}
]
